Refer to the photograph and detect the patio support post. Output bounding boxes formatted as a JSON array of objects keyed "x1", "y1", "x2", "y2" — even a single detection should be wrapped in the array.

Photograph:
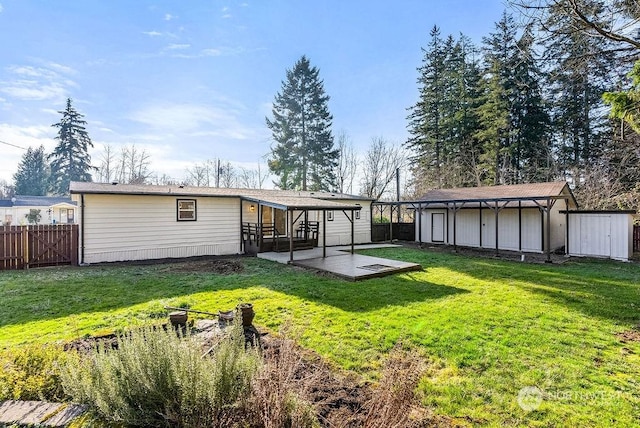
[
  {"x1": 289, "y1": 209, "x2": 294, "y2": 264},
  {"x1": 351, "y1": 209, "x2": 355, "y2": 254},
  {"x1": 323, "y1": 209, "x2": 327, "y2": 258},
  {"x1": 389, "y1": 205, "x2": 393, "y2": 242},
  {"x1": 239, "y1": 199, "x2": 244, "y2": 253}
]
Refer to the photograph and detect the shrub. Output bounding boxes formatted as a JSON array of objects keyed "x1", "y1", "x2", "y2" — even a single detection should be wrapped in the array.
[
  {"x1": 0, "y1": 344, "x2": 69, "y2": 401},
  {"x1": 363, "y1": 345, "x2": 431, "y2": 428},
  {"x1": 61, "y1": 322, "x2": 260, "y2": 427},
  {"x1": 250, "y1": 337, "x2": 320, "y2": 428}
]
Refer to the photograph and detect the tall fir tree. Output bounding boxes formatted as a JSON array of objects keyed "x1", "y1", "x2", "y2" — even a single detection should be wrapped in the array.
[
  {"x1": 542, "y1": 1, "x2": 615, "y2": 182},
  {"x1": 476, "y1": 11, "x2": 552, "y2": 185},
  {"x1": 476, "y1": 11, "x2": 519, "y2": 185},
  {"x1": 13, "y1": 145, "x2": 50, "y2": 196},
  {"x1": 266, "y1": 56, "x2": 338, "y2": 191},
  {"x1": 406, "y1": 27, "x2": 482, "y2": 191},
  {"x1": 406, "y1": 26, "x2": 447, "y2": 188},
  {"x1": 49, "y1": 98, "x2": 95, "y2": 195}
]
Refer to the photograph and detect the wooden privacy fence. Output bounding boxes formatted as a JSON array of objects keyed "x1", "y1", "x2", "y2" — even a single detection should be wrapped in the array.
[
  {"x1": 634, "y1": 225, "x2": 640, "y2": 252},
  {"x1": 372, "y1": 222, "x2": 415, "y2": 242},
  {"x1": 0, "y1": 224, "x2": 78, "y2": 270}
]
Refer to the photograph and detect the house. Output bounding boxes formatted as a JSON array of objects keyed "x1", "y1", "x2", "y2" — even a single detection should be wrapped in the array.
[
  {"x1": 0, "y1": 195, "x2": 77, "y2": 226},
  {"x1": 411, "y1": 182, "x2": 578, "y2": 260},
  {"x1": 69, "y1": 182, "x2": 373, "y2": 264}
]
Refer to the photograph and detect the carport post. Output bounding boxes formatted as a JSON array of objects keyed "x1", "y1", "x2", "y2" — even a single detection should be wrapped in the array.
[
  {"x1": 495, "y1": 200, "x2": 499, "y2": 257},
  {"x1": 546, "y1": 198, "x2": 552, "y2": 263},
  {"x1": 418, "y1": 203, "x2": 422, "y2": 246}
]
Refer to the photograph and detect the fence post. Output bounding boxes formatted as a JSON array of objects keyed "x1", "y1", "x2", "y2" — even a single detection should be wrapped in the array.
[{"x1": 23, "y1": 225, "x2": 29, "y2": 269}]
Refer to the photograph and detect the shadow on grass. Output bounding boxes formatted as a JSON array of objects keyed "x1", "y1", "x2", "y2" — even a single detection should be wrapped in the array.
[
  {"x1": 363, "y1": 246, "x2": 640, "y2": 325},
  {"x1": 0, "y1": 257, "x2": 467, "y2": 330}
]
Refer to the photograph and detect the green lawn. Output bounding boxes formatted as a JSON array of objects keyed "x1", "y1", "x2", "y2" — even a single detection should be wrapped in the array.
[{"x1": 1, "y1": 248, "x2": 639, "y2": 427}]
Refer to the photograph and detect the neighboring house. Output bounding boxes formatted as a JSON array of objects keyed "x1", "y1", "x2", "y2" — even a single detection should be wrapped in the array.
[
  {"x1": 412, "y1": 182, "x2": 578, "y2": 256},
  {"x1": 69, "y1": 182, "x2": 373, "y2": 264},
  {"x1": 0, "y1": 195, "x2": 77, "y2": 226}
]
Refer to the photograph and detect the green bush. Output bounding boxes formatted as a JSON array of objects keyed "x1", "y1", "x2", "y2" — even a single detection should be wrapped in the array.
[
  {"x1": 0, "y1": 344, "x2": 69, "y2": 401},
  {"x1": 61, "y1": 322, "x2": 260, "y2": 427}
]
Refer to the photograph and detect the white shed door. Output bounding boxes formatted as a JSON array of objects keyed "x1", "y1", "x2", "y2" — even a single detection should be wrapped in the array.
[
  {"x1": 580, "y1": 215, "x2": 611, "y2": 257},
  {"x1": 432, "y1": 213, "x2": 445, "y2": 242}
]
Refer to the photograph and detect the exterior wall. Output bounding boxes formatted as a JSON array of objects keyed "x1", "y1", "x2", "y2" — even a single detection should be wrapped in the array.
[
  {"x1": 75, "y1": 194, "x2": 241, "y2": 264},
  {"x1": 308, "y1": 201, "x2": 372, "y2": 246},
  {"x1": 567, "y1": 213, "x2": 633, "y2": 261},
  {"x1": 1, "y1": 205, "x2": 76, "y2": 226},
  {"x1": 416, "y1": 207, "x2": 544, "y2": 252}
]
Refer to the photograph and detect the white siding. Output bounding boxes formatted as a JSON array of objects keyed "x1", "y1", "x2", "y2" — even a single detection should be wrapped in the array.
[
  {"x1": 417, "y1": 207, "x2": 544, "y2": 252},
  {"x1": 308, "y1": 201, "x2": 372, "y2": 246},
  {"x1": 568, "y1": 213, "x2": 632, "y2": 261},
  {"x1": 79, "y1": 194, "x2": 241, "y2": 263}
]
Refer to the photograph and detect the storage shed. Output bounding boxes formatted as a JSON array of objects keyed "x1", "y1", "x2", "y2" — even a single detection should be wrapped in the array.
[
  {"x1": 565, "y1": 210, "x2": 635, "y2": 261},
  {"x1": 409, "y1": 182, "x2": 578, "y2": 261},
  {"x1": 69, "y1": 182, "x2": 373, "y2": 264}
]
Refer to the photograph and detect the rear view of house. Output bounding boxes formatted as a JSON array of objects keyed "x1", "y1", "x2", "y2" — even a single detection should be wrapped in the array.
[{"x1": 70, "y1": 182, "x2": 373, "y2": 264}]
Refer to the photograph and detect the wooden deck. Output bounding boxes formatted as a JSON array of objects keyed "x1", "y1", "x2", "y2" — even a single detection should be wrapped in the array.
[{"x1": 257, "y1": 244, "x2": 422, "y2": 281}]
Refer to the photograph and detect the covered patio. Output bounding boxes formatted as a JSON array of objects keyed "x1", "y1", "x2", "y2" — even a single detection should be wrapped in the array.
[
  {"x1": 240, "y1": 194, "x2": 364, "y2": 264},
  {"x1": 257, "y1": 244, "x2": 422, "y2": 281}
]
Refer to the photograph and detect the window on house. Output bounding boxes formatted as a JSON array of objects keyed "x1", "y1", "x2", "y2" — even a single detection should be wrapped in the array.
[{"x1": 177, "y1": 199, "x2": 197, "y2": 221}]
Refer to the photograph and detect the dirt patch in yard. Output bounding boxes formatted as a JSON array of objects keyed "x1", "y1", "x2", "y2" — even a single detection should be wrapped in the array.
[
  {"x1": 616, "y1": 327, "x2": 640, "y2": 343},
  {"x1": 164, "y1": 259, "x2": 244, "y2": 274}
]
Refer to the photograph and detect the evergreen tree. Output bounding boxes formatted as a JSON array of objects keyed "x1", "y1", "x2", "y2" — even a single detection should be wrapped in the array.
[
  {"x1": 266, "y1": 56, "x2": 338, "y2": 191},
  {"x1": 407, "y1": 28, "x2": 482, "y2": 190},
  {"x1": 541, "y1": 2, "x2": 615, "y2": 182},
  {"x1": 476, "y1": 11, "x2": 518, "y2": 185},
  {"x1": 13, "y1": 145, "x2": 50, "y2": 196},
  {"x1": 511, "y1": 25, "x2": 552, "y2": 182},
  {"x1": 476, "y1": 12, "x2": 551, "y2": 184},
  {"x1": 406, "y1": 26, "x2": 447, "y2": 188},
  {"x1": 48, "y1": 98, "x2": 95, "y2": 195}
]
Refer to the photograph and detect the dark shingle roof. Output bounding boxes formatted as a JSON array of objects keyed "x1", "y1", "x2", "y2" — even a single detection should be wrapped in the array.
[
  {"x1": 0, "y1": 196, "x2": 76, "y2": 207},
  {"x1": 416, "y1": 182, "x2": 573, "y2": 203}
]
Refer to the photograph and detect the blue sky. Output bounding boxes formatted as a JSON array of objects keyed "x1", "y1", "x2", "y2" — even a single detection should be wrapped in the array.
[{"x1": 0, "y1": 0, "x2": 509, "y2": 185}]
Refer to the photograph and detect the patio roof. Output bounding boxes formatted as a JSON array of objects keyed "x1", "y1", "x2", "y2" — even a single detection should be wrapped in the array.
[{"x1": 241, "y1": 194, "x2": 363, "y2": 211}]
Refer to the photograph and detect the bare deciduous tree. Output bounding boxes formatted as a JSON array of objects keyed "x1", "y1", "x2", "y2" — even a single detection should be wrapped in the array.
[
  {"x1": 334, "y1": 131, "x2": 357, "y2": 194},
  {"x1": 96, "y1": 144, "x2": 152, "y2": 184},
  {"x1": 360, "y1": 137, "x2": 407, "y2": 200},
  {"x1": 238, "y1": 164, "x2": 269, "y2": 189}
]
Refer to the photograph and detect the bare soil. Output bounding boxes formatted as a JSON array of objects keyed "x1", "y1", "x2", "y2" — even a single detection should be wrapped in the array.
[
  {"x1": 163, "y1": 259, "x2": 244, "y2": 274},
  {"x1": 616, "y1": 327, "x2": 640, "y2": 343}
]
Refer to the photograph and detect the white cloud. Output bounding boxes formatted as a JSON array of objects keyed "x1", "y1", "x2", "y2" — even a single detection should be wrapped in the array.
[
  {"x1": 222, "y1": 13, "x2": 232, "y2": 19},
  {"x1": 166, "y1": 43, "x2": 190, "y2": 50},
  {"x1": 164, "y1": 13, "x2": 175, "y2": 21},
  {"x1": 142, "y1": 30, "x2": 162, "y2": 37},
  {"x1": 0, "y1": 63, "x2": 76, "y2": 101},
  {"x1": 222, "y1": 6, "x2": 229, "y2": 12},
  {"x1": 0, "y1": 4, "x2": 3, "y2": 13}
]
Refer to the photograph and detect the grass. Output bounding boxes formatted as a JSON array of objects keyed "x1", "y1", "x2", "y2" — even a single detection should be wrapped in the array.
[{"x1": 1, "y1": 248, "x2": 640, "y2": 426}]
